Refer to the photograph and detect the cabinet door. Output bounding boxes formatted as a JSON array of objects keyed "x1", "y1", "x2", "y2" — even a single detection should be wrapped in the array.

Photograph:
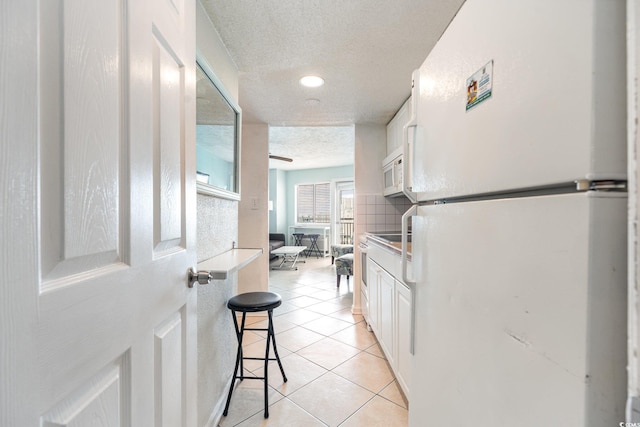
[
  {"x1": 386, "y1": 121, "x2": 397, "y2": 156},
  {"x1": 367, "y1": 259, "x2": 380, "y2": 333},
  {"x1": 386, "y1": 98, "x2": 411, "y2": 155},
  {"x1": 361, "y1": 289, "x2": 369, "y2": 326},
  {"x1": 379, "y1": 268, "x2": 395, "y2": 366},
  {"x1": 395, "y1": 280, "x2": 412, "y2": 398}
]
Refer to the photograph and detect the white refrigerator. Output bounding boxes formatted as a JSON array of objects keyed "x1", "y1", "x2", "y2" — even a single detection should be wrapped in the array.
[{"x1": 401, "y1": 1, "x2": 628, "y2": 426}]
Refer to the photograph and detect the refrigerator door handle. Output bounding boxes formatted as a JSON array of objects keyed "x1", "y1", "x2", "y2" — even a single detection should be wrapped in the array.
[{"x1": 402, "y1": 205, "x2": 417, "y2": 354}]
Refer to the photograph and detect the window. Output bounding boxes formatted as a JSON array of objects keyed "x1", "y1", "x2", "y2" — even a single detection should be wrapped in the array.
[{"x1": 296, "y1": 183, "x2": 330, "y2": 224}]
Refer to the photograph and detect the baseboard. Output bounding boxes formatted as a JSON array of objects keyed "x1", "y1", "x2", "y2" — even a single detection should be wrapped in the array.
[
  {"x1": 351, "y1": 304, "x2": 362, "y2": 315},
  {"x1": 627, "y1": 396, "x2": 640, "y2": 422},
  {"x1": 204, "y1": 376, "x2": 233, "y2": 427}
]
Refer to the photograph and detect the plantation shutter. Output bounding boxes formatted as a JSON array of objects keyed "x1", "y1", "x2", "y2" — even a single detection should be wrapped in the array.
[
  {"x1": 296, "y1": 182, "x2": 330, "y2": 223},
  {"x1": 315, "y1": 183, "x2": 330, "y2": 223},
  {"x1": 297, "y1": 184, "x2": 315, "y2": 222}
]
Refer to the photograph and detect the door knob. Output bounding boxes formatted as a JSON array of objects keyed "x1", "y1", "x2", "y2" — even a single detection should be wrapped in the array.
[{"x1": 188, "y1": 268, "x2": 212, "y2": 288}]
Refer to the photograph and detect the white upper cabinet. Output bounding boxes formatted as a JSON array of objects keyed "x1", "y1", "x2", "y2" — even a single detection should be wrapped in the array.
[{"x1": 386, "y1": 97, "x2": 411, "y2": 155}]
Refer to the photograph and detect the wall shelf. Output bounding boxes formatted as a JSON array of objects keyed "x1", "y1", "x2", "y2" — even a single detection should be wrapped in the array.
[{"x1": 197, "y1": 248, "x2": 263, "y2": 280}]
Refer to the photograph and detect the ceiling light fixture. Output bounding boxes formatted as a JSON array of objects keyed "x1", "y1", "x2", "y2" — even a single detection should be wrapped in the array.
[{"x1": 299, "y1": 75, "x2": 324, "y2": 88}]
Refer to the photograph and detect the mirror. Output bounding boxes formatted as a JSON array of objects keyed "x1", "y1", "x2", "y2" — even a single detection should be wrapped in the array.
[{"x1": 196, "y1": 58, "x2": 241, "y2": 200}]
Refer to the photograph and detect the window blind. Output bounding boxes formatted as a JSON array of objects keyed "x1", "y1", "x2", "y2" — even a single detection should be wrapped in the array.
[{"x1": 296, "y1": 182, "x2": 330, "y2": 223}]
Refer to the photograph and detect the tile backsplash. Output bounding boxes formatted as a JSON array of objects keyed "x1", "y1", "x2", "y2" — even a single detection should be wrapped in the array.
[{"x1": 356, "y1": 194, "x2": 413, "y2": 233}]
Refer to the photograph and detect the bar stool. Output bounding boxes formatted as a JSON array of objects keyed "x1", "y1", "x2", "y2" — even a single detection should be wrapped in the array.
[
  {"x1": 222, "y1": 292, "x2": 287, "y2": 419},
  {"x1": 292, "y1": 232, "x2": 305, "y2": 246},
  {"x1": 307, "y1": 233, "x2": 321, "y2": 258}
]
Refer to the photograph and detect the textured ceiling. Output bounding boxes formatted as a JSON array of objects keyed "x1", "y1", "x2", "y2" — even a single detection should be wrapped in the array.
[
  {"x1": 199, "y1": 0, "x2": 465, "y2": 169},
  {"x1": 268, "y1": 126, "x2": 354, "y2": 171}
]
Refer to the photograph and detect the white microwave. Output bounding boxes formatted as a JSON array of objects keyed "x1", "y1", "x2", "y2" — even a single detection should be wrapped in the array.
[{"x1": 382, "y1": 150, "x2": 404, "y2": 197}]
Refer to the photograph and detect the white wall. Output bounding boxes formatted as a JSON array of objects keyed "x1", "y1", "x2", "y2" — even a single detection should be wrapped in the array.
[
  {"x1": 195, "y1": 2, "x2": 242, "y2": 426},
  {"x1": 275, "y1": 169, "x2": 288, "y2": 232},
  {"x1": 268, "y1": 168, "x2": 288, "y2": 233},
  {"x1": 268, "y1": 169, "x2": 278, "y2": 232},
  {"x1": 195, "y1": 196, "x2": 238, "y2": 427},
  {"x1": 353, "y1": 124, "x2": 387, "y2": 312},
  {"x1": 238, "y1": 123, "x2": 270, "y2": 293}
]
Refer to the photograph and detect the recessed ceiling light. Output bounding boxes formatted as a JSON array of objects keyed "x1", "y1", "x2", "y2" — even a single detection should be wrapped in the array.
[
  {"x1": 299, "y1": 75, "x2": 325, "y2": 88},
  {"x1": 305, "y1": 98, "x2": 320, "y2": 106}
]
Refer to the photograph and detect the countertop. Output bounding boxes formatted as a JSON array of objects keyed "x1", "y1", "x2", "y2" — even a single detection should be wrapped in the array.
[{"x1": 365, "y1": 232, "x2": 412, "y2": 256}]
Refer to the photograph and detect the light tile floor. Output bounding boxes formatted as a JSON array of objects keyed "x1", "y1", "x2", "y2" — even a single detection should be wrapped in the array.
[{"x1": 219, "y1": 255, "x2": 409, "y2": 427}]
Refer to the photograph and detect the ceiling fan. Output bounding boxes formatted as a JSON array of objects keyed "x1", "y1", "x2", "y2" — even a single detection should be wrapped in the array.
[{"x1": 269, "y1": 154, "x2": 293, "y2": 162}]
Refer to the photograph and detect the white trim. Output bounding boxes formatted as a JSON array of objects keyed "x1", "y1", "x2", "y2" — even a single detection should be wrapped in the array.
[{"x1": 628, "y1": 0, "x2": 640, "y2": 418}]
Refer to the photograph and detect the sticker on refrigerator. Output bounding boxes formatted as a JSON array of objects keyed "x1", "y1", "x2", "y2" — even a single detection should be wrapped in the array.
[{"x1": 466, "y1": 60, "x2": 493, "y2": 111}]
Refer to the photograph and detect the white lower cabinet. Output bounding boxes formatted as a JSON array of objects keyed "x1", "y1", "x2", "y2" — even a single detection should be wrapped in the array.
[
  {"x1": 378, "y1": 267, "x2": 395, "y2": 367},
  {"x1": 366, "y1": 256, "x2": 411, "y2": 400},
  {"x1": 366, "y1": 259, "x2": 379, "y2": 333},
  {"x1": 360, "y1": 287, "x2": 369, "y2": 329}
]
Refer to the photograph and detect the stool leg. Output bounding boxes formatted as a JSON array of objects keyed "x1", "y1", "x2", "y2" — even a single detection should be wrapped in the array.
[
  {"x1": 264, "y1": 317, "x2": 271, "y2": 419},
  {"x1": 261, "y1": 309, "x2": 288, "y2": 418},
  {"x1": 310, "y1": 239, "x2": 320, "y2": 258},
  {"x1": 223, "y1": 311, "x2": 246, "y2": 416},
  {"x1": 268, "y1": 310, "x2": 287, "y2": 382},
  {"x1": 238, "y1": 314, "x2": 245, "y2": 380}
]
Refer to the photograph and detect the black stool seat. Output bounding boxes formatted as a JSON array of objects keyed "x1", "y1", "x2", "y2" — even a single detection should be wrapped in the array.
[
  {"x1": 223, "y1": 291, "x2": 287, "y2": 419},
  {"x1": 228, "y1": 291, "x2": 282, "y2": 312}
]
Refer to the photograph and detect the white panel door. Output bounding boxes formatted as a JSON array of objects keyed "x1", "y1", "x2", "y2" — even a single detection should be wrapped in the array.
[
  {"x1": 1, "y1": 0, "x2": 196, "y2": 425},
  {"x1": 409, "y1": 192, "x2": 626, "y2": 427}
]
